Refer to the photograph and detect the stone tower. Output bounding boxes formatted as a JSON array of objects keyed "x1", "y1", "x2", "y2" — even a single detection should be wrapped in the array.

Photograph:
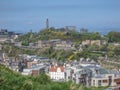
[{"x1": 46, "y1": 18, "x2": 49, "y2": 29}]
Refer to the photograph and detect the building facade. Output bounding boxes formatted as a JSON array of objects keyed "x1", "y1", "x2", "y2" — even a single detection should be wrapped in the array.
[{"x1": 49, "y1": 66, "x2": 65, "y2": 80}]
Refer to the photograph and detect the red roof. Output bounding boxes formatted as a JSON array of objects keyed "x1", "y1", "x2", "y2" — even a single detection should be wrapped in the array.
[{"x1": 49, "y1": 66, "x2": 64, "y2": 72}]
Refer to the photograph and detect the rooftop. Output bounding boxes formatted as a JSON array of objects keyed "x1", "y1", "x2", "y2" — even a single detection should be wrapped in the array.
[{"x1": 49, "y1": 66, "x2": 64, "y2": 72}]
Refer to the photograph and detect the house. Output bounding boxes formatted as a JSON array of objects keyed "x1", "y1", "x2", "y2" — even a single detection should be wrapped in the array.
[
  {"x1": 79, "y1": 59, "x2": 100, "y2": 67},
  {"x1": 82, "y1": 40, "x2": 91, "y2": 46},
  {"x1": 54, "y1": 40, "x2": 75, "y2": 50},
  {"x1": 0, "y1": 35, "x2": 9, "y2": 43},
  {"x1": 49, "y1": 65, "x2": 65, "y2": 80},
  {"x1": 9, "y1": 61, "x2": 19, "y2": 72},
  {"x1": 38, "y1": 39, "x2": 75, "y2": 50},
  {"x1": 82, "y1": 40, "x2": 106, "y2": 46},
  {"x1": 91, "y1": 40, "x2": 101, "y2": 46},
  {"x1": 91, "y1": 73, "x2": 120, "y2": 87},
  {"x1": 84, "y1": 65, "x2": 120, "y2": 87},
  {"x1": 65, "y1": 65, "x2": 92, "y2": 86},
  {"x1": 80, "y1": 28, "x2": 88, "y2": 33},
  {"x1": 109, "y1": 43, "x2": 120, "y2": 47},
  {"x1": 38, "y1": 40, "x2": 53, "y2": 49},
  {"x1": 21, "y1": 69, "x2": 32, "y2": 75},
  {"x1": 14, "y1": 42, "x2": 22, "y2": 47},
  {"x1": 27, "y1": 60, "x2": 38, "y2": 68},
  {"x1": 73, "y1": 68, "x2": 92, "y2": 86},
  {"x1": 31, "y1": 64, "x2": 46, "y2": 76},
  {"x1": 0, "y1": 29, "x2": 19, "y2": 43},
  {"x1": 29, "y1": 42, "x2": 38, "y2": 48},
  {"x1": 101, "y1": 40, "x2": 107, "y2": 45},
  {"x1": 22, "y1": 63, "x2": 48, "y2": 76},
  {"x1": 64, "y1": 60, "x2": 120, "y2": 87}
]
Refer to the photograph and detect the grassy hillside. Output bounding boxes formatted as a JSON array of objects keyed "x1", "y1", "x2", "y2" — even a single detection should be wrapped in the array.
[{"x1": 0, "y1": 64, "x2": 107, "y2": 90}]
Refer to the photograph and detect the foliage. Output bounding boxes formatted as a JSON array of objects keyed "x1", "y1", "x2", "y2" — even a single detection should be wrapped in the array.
[
  {"x1": 108, "y1": 31, "x2": 120, "y2": 42},
  {"x1": 114, "y1": 46, "x2": 120, "y2": 56},
  {"x1": 16, "y1": 29, "x2": 120, "y2": 59},
  {"x1": 40, "y1": 46, "x2": 105, "y2": 61},
  {"x1": 22, "y1": 40, "x2": 29, "y2": 46},
  {"x1": 17, "y1": 29, "x2": 103, "y2": 43},
  {"x1": 40, "y1": 47, "x2": 73, "y2": 61}
]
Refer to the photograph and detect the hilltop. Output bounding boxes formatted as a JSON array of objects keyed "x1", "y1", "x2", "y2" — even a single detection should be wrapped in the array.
[{"x1": 17, "y1": 28, "x2": 102, "y2": 43}]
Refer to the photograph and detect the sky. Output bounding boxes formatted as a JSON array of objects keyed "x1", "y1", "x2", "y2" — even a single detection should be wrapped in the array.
[{"x1": 0, "y1": 0, "x2": 120, "y2": 33}]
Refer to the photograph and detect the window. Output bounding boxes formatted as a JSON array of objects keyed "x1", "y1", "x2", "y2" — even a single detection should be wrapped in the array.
[
  {"x1": 93, "y1": 80, "x2": 95, "y2": 86},
  {"x1": 103, "y1": 80, "x2": 107, "y2": 83},
  {"x1": 98, "y1": 80, "x2": 101, "y2": 86},
  {"x1": 108, "y1": 76, "x2": 112, "y2": 86}
]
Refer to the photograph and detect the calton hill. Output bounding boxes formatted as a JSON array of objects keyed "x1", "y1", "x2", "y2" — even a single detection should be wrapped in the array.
[
  {"x1": 1, "y1": 28, "x2": 120, "y2": 67},
  {"x1": 0, "y1": 28, "x2": 120, "y2": 90},
  {"x1": 15, "y1": 28, "x2": 120, "y2": 61}
]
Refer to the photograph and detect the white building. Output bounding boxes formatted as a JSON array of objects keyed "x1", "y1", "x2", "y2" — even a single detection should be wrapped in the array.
[
  {"x1": 49, "y1": 66, "x2": 65, "y2": 80},
  {"x1": 21, "y1": 69, "x2": 32, "y2": 75}
]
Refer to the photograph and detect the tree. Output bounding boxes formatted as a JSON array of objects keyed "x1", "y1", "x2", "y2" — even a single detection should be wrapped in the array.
[
  {"x1": 22, "y1": 40, "x2": 29, "y2": 46},
  {"x1": 108, "y1": 31, "x2": 120, "y2": 42},
  {"x1": 33, "y1": 74, "x2": 50, "y2": 84},
  {"x1": 107, "y1": 51, "x2": 114, "y2": 57},
  {"x1": 91, "y1": 32, "x2": 101, "y2": 40},
  {"x1": 114, "y1": 46, "x2": 120, "y2": 56},
  {"x1": 21, "y1": 80, "x2": 33, "y2": 90}
]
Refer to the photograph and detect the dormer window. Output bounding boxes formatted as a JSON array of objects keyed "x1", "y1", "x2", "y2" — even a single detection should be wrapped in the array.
[{"x1": 57, "y1": 67, "x2": 61, "y2": 72}]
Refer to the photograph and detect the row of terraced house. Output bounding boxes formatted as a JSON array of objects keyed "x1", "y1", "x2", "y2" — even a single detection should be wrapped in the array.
[{"x1": 16, "y1": 55, "x2": 120, "y2": 87}]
